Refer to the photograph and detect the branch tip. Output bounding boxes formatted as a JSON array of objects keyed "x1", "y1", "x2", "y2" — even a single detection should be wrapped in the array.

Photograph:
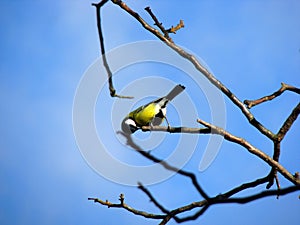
[
  {"x1": 167, "y1": 20, "x2": 184, "y2": 34},
  {"x1": 244, "y1": 82, "x2": 300, "y2": 109},
  {"x1": 119, "y1": 193, "x2": 125, "y2": 205},
  {"x1": 294, "y1": 172, "x2": 300, "y2": 180}
]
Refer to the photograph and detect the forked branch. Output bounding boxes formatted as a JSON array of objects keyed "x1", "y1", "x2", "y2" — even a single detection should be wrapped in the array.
[
  {"x1": 88, "y1": 194, "x2": 165, "y2": 219},
  {"x1": 144, "y1": 6, "x2": 184, "y2": 42},
  {"x1": 197, "y1": 119, "x2": 300, "y2": 186},
  {"x1": 244, "y1": 83, "x2": 300, "y2": 109},
  {"x1": 267, "y1": 102, "x2": 300, "y2": 189}
]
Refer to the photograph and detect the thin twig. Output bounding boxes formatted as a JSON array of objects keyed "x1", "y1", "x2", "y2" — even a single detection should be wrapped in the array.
[
  {"x1": 144, "y1": 7, "x2": 184, "y2": 42},
  {"x1": 197, "y1": 119, "x2": 300, "y2": 186},
  {"x1": 138, "y1": 182, "x2": 207, "y2": 224},
  {"x1": 244, "y1": 83, "x2": 300, "y2": 109},
  {"x1": 158, "y1": 200, "x2": 208, "y2": 225},
  {"x1": 174, "y1": 205, "x2": 210, "y2": 223},
  {"x1": 92, "y1": 1, "x2": 133, "y2": 99},
  {"x1": 88, "y1": 195, "x2": 165, "y2": 219},
  {"x1": 166, "y1": 20, "x2": 184, "y2": 34},
  {"x1": 144, "y1": 6, "x2": 171, "y2": 41},
  {"x1": 212, "y1": 185, "x2": 300, "y2": 204},
  {"x1": 276, "y1": 102, "x2": 300, "y2": 142},
  {"x1": 138, "y1": 182, "x2": 171, "y2": 215},
  {"x1": 266, "y1": 141, "x2": 281, "y2": 189},
  {"x1": 220, "y1": 175, "x2": 270, "y2": 199},
  {"x1": 92, "y1": 0, "x2": 109, "y2": 8},
  {"x1": 267, "y1": 103, "x2": 300, "y2": 189}
]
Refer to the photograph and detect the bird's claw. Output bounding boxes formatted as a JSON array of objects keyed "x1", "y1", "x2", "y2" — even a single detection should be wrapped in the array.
[{"x1": 167, "y1": 125, "x2": 171, "y2": 132}]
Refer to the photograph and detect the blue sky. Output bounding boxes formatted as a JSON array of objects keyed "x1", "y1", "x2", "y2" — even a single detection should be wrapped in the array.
[{"x1": 1, "y1": 0, "x2": 299, "y2": 225}]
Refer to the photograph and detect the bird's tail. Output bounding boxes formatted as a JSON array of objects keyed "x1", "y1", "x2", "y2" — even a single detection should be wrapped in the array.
[{"x1": 165, "y1": 84, "x2": 185, "y2": 101}]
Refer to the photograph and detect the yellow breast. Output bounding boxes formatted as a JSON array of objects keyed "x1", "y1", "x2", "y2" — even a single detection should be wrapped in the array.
[{"x1": 130, "y1": 103, "x2": 159, "y2": 126}]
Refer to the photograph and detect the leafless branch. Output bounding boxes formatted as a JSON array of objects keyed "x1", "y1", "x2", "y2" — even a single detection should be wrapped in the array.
[
  {"x1": 277, "y1": 102, "x2": 300, "y2": 141},
  {"x1": 138, "y1": 182, "x2": 171, "y2": 215},
  {"x1": 266, "y1": 141, "x2": 281, "y2": 189},
  {"x1": 244, "y1": 83, "x2": 300, "y2": 109},
  {"x1": 138, "y1": 182, "x2": 208, "y2": 223},
  {"x1": 212, "y1": 185, "x2": 300, "y2": 204},
  {"x1": 92, "y1": 1, "x2": 133, "y2": 99},
  {"x1": 173, "y1": 205, "x2": 210, "y2": 223},
  {"x1": 144, "y1": 6, "x2": 171, "y2": 41},
  {"x1": 197, "y1": 118, "x2": 300, "y2": 186},
  {"x1": 144, "y1": 6, "x2": 184, "y2": 42},
  {"x1": 117, "y1": 131, "x2": 210, "y2": 200},
  {"x1": 220, "y1": 175, "x2": 270, "y2": 198},
  {"x1": 266, "y1": 102, "x2": 300, "y2": 189},
  {"x1": 88, "y1": 194, "x2": 165, "y2": 219}
]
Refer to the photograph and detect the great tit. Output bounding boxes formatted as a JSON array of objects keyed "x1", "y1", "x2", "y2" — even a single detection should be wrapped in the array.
[{"x1": 121, "y1": 84, "x2": 185, "y2": 134}]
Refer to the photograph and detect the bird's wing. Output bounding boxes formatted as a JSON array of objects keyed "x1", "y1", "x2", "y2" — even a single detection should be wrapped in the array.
[
  {"x1": 129, "y1": 100, "x2": 162, "y2": 127},
  {"x1": 129, "y1": 97, "x2": 163, "y2": 116}
]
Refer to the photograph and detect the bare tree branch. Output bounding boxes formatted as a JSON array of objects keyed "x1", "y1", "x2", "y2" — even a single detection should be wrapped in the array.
[
  {"x1": 118, "y1": 131, "x2": 210, "y2": 200},
  {"x1": 277, "y1": 102, "x2": 300, "y2": 141},
  {"x1": 138, "y1": 182, "x2": 171, "y2": 215},
  {"x1": 174, "y1": 205, "x2": 210, "y2": 223},
  {"x1": 158, "y1": 200, "x2": 208, "y2": 225},
  {"x1": 137, "y1": 183, "x2": 212, "y2": 224},
  {"x1": 166, "y1": 20, "x2": 185, "y2": 34},
  {"x1": 244, "y1": 83, "x2": 300, "y2": 109},
  {"x1": 197, "y1": 118, "x2": 300, "y2": 186},
  {"x1": 144, "y1": 6, "x2": 172, "y2": 41},
  {"x1": 220, "y1": 176, "x2": 270, "y2": 199},
  {"x1": 266, "y1": 141, "x2": 282, "y2": 190},
  {"x1": 212, "y1": 185, "x2": 300, "y2": 204},
  {"x1": 88, "y1": 194, "x2": 165, "y2": 219},
  {"x1": 144, "y1": 7, "x2": 184, "y2": 42},
  {"x1": 267, "y1": 102, "x2": 300, "y2": 189},
  {"x1": 92, "y1": 1, "x2": 133, "y2": 99},
  {"x1": 171, "y1": 185, "x2": 300, "y2": 222},
  {"x1": 138, "y1": 182, "x2": 208, "y2": 223},
  {"x1": 163, "y1": 185, "x2": 300, "y2": 223}
]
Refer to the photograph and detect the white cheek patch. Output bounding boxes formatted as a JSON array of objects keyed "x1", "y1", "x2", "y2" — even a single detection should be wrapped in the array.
[
  {"x1": 161, "y1": 107, "x2": 166, "y2": 117},
  {"x1": 125, "y1": 119, "x2": 137, "y2": 127},
  {"x1": 154, "y1": 104, "x2": 167, "y2": 117}
]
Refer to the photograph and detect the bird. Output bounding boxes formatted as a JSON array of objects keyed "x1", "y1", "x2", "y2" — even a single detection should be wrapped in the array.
[{"x1": 121, "y1": 84, "x2": 185, "y2": 134}]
